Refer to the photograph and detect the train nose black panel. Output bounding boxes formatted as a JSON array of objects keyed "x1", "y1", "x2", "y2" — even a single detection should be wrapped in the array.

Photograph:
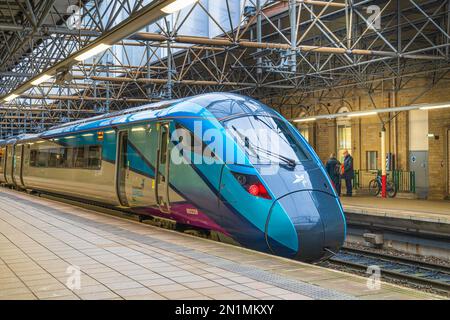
[
  {"x1": 267, "y1": 190, "x2": 345, "y2": 262},
  {"x1": 268, "y1": 191, "x2": 325, "y2": 262},
  {"x1": 309, "y1": 191, "x2": 346, "y2": 253}
]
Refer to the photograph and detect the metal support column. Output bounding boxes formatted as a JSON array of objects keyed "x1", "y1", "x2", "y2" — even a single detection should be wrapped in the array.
[
  {"x1": 289, "y1": 0, "x2": 297, "y2": 74},
  {"x1": 381, "y1": 125, "x2": 387, "y2": 198},
  {"x1": 256, "y1": 0, "x2": 262, "y2": 75}
]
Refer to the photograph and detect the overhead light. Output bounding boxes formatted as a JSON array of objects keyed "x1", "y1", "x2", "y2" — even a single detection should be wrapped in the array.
[
  {"x1": 131, "y1": 127, "x2": 146, "y2": 132},
  {"x1": 161, "y1": 0, "x2": 198, "y2": 13},
  {"x1": 419, "y1": 104, "x2": 450, "y2": 110},
  {"x1": 31, "y1": 74, "x2": 53, "y2": 86},
  {"x1": 82, "y1": 133, "x2": 94, "y2": 137},
  {"x1": 3, "y1": 93, "x2": 19, "y2": 102},
  {"x1": 294, "y1": 117, "x2": 316, "y2": 123},
  {"x1": 348, "y1": 111, "x2": 378, "y2": 117},
  {"x1": 74, "y1": 43, "x2": 111, "y2": 62},
  {"x1": 105, "y1": 130, "x2": 115, "y2": 134}
]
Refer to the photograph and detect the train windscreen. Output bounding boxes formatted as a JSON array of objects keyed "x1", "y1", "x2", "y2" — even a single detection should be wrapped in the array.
[
  {"x1": 222, "y1": 115, "x2": 311, "y2": 165},
  {"x1": 187, "y1": 93, "x2": 278, "y2": 119}
]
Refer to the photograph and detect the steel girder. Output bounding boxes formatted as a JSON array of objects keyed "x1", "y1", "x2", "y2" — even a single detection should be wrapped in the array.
[{"x1": 0, "y1": 0, "x2": 449, "y2": 138}]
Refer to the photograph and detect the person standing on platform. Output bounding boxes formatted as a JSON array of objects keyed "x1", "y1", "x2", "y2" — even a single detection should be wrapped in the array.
[
  {"x1": 325, "y1": 153, "x2": 341, "y2": 196},
  {"x1": 343, "y1": 149, "x2": 354, "y2": 197}
]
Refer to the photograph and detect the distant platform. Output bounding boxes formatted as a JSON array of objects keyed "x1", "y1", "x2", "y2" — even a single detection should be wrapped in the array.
[
  {"x1": 341, "y1": 196, "x2": 450, "y2": 224},
  {"x1": 0, "y1": 188, "x2": 442, "y2": 300}
]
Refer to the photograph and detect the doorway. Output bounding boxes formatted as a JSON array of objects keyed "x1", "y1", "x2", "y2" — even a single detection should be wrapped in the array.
[
  {"x1": 447, "y1": 129, "x2": 450, "y2": 198},
  {"x1": 116, "y1": 131, "x2": 130, "y2": 207},
  {"x1": 409, "y1": 151, "x2": 429, "y2": 199},
  {"x1": 155, "y1": 122, "x2": 171, "y2": 214}
]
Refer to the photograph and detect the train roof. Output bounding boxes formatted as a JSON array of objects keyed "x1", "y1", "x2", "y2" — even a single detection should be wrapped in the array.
[{"x1": 6, "y1": 93, "x2": 280, "y2": 144}]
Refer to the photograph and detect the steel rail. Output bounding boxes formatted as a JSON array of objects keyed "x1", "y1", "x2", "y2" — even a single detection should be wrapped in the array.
[{"x1": 328, "y1": 248, "x2": 450, "y2": 294}]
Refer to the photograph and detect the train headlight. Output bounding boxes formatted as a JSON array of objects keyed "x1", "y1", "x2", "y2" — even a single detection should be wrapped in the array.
[{"x1": 232, "y1": 172, "x2": 271, "y2": 200}]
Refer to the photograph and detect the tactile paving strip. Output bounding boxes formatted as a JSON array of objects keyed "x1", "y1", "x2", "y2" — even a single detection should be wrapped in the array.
[{"x1": 0, "y1": 192, "x2": 356, "y2": 300}]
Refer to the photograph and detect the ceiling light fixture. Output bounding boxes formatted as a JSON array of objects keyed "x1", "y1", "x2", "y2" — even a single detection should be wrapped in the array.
[
  {"x1": 161, "y1": 0, "x2": 199, "y2": 14},
  {"x1": 419, "y1": 104, "x2": 450, "y2": 111},
  {"x1": 31, "y1": 74, "x2": 53, "y2": 86},
  {"x1": 347, "y1": 111, "x2": 378, "y2": 117},
  {"x1": 3, "y1": 93, "x2": 19, "y2": 102},
  {"x1": 74, "y1": 43, "x2": 111, "y2": 62},
  {"x1": 293, "y1": 117, "x2": 317, "y2": 123}
]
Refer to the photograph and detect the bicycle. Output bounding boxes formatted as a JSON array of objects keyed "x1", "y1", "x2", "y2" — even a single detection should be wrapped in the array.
[{"x1": 369, "y1": 174, "x2": 397, "y2": 198}]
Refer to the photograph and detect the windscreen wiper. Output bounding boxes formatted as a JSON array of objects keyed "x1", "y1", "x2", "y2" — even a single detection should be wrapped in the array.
[{"x1": 231, "y1": 126, "x2": 296, "y2": 167}]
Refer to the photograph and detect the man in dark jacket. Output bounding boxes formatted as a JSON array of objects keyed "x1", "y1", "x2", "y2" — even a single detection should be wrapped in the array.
[
  {"x1": 325, "y1": 153, "x2": 341, "y2": 196},
  {"x1": 343, "y1": 149, "x2": 354, "y2": 196}
]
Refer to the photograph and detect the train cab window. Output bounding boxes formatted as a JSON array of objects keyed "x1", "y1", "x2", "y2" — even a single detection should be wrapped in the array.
[
  {"x1": 223, "y1": 115, "x2": 310, "y2": 164},
  {"x1": 188, "y1": 94, "x2": 278, "y2": 120}
]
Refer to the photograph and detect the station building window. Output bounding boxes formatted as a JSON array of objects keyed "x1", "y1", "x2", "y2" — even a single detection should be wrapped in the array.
[
  {"x1": 298, "y1": 127, "x2": 309, "y2": 143},
  {"x1": 336, "y1": 107, "x2": 352, "y2": 162},
  {"x1": 366, "y1": 151, "x2": 378, "y2": 170}
]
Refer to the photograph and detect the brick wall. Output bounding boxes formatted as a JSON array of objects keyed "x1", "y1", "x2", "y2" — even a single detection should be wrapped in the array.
[{"x1": 268, "y1": 78, "x2": 450, "y2": 199}]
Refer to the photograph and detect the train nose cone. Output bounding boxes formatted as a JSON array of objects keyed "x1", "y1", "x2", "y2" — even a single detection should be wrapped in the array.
[{"x1": 265, "y1": 191, "x2": 346, "y2": 262}]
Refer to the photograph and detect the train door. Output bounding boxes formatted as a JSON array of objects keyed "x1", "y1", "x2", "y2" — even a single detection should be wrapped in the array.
[
  {"x1": 116, "y1": 130, "x2": 130, "y2": 207},
  {"x1": 0, "y1": 146, "x2": 5, "y2": 183},
  {"x1": 447, "y1": 129, "x2": 450, "y2": 198},
  {"x1": 3, "y1": 145, "x2": 8, "y2": 183},
  {"x1": 5, "y1": 145, "x2": 13, "y2": 184},
  {"x1": 13, "y1": 144, "x2": 25, "y2": 188},
  {"x1": 155, "y1": 121, "x2": 171, "y2": 214}
]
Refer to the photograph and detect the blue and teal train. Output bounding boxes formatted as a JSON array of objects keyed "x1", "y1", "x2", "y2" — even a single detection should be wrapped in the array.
[{"x1": 0, "y1": 93, "x2": 346, "y2": 262}]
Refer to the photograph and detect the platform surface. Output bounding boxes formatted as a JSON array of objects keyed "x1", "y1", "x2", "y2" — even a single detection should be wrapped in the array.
[
  {"x1": 341, "y1": 196, "x2": 450, "y2": 224},
  {"x1": 0, "y1": 188, "x2": 442, "y2": 300}
]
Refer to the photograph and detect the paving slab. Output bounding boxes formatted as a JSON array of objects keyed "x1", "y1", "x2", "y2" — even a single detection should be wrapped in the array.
[{"x1": 0, "y1": 188, "x2": 444, "y2": 300}]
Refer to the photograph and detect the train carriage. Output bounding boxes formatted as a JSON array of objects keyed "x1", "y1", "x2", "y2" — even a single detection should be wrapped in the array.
[{"x1": 0, "y1": 93, "x2": 346, "y2": 262}]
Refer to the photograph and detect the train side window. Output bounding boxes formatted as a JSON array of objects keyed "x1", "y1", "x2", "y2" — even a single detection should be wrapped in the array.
[
  {"x1": 56, "y1": 148, "x2": 67, "y2": 168},
  {"x1": 30, "y1": 149, "x2": 37, "y2": 166},
  {"x1": 87, "y1": 145, "x2": 102, "y2": 169},
  {"x1": 65, "y1": 148, "x2": 74, "y2": 168},
  {"x1": 73, "y1": 147, "x2": 85, "y2": 168},
  {"x1": 174, "y1": 123, "x2": 215, "y2": 157},
  {"x1": 48, "y1": 149, "x2": 59, "y2": 167},
  {"x1": 28, "y1": 145, "x2": 101, "y2": 169},
  {"x1": 37, "y1": 150, "x2": 48, "y2": 167}
]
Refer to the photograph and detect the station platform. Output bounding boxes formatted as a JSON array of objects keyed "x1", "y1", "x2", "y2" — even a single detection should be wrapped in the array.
[
  {"x1": 0, "y1": 188, "x2": 442, "y2": 300},
  {"x1": 341, "y1": 196, "x2": 450, "y2": 224}
]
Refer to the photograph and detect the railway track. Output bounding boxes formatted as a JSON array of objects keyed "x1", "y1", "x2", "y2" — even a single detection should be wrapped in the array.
[{"x1": 327, "y1": 247, "x2": 450, "y2": 295}]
